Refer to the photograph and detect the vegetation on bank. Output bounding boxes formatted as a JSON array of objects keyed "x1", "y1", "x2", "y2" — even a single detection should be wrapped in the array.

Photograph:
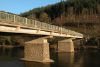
[{"x1": 0, "y1": 36, "x2": 24, "y2": 46}]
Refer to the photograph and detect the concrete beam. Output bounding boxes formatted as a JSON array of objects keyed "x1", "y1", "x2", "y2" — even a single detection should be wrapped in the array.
[{"x1": 0, "y1": 24, "x2": 83, "y2": 38}]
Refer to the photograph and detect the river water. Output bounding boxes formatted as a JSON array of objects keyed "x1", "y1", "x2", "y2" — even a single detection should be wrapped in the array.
[{"x1": 0, "y1": 47, "x2": 100, "y2": 67}]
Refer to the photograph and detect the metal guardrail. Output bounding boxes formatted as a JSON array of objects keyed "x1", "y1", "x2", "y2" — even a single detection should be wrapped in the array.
[{"x1": 0, "y1": 11, "x2": 83, "y2": 37}]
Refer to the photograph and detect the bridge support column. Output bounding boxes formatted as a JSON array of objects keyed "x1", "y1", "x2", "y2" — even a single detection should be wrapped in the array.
[
  {"x1": 23, "y1": 38, "x2": 53, "y2": 63},
  {"x1": 58, "y1": 39, "x2": 74, "y2": 52}
]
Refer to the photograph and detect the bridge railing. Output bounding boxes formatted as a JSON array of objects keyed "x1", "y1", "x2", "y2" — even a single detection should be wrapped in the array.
[{"x1": 0, "y1": 11, "x2": 83, "y2": 37}]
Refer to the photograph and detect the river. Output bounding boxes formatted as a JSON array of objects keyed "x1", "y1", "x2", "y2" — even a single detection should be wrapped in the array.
[{"x1": 0, "y1": 47, "x2": 100, "y2": 67}]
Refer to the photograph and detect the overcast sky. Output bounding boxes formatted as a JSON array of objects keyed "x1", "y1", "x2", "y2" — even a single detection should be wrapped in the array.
[{"x1": 0, "y1": 0, "x2": 60, "y2": 14}]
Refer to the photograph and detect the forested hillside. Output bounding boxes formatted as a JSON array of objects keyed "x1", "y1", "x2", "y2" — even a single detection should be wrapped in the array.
[{"x1": 21, "y1": 0, "x2": 100, "y2": 38}]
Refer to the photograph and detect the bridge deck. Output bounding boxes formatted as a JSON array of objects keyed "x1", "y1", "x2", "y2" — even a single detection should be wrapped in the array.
[{"x1": 0, "y1": 11, "x2": 83, "y2": 38}]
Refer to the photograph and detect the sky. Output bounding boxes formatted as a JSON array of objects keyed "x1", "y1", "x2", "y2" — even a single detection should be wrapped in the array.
[{"x1": 0, "y1": 0, "x2": 60, "y2": 14}]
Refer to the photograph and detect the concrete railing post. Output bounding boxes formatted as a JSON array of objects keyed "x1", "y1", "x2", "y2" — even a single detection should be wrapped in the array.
[
  {"x1": 14, "y1": 15, "x2": 16, "y2": 23},
  {"x1": 25, "y1": 18, "x2": 27, "y2": 24}
]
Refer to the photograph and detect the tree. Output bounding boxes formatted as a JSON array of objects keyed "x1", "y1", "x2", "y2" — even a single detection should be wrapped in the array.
[
  {"x1": 0, "y1": 36, "x2": 11, "y2": 45},
  {"x1": 11, "y1": 36, "x2": 24, "y2": 46},
  {"x1": 97, "y1": 4, "x2": 100, "y2": 14},
  {"x1": 39, "y1": 12, "x2": 50, "y2": 23}
]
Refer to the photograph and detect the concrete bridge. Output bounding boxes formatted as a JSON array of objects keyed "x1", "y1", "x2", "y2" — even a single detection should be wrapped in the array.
[{"x1": 0, "y1": 11, "x2": 83, "y2": 63}]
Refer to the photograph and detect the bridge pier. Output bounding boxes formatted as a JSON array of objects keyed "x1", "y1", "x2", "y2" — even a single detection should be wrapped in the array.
[
  {"x1": 23, "y1": 38, "x2": 53, "y2": 63},
  {"x1": 58, "y1": 39, "x2": 74, "y2": 52}
]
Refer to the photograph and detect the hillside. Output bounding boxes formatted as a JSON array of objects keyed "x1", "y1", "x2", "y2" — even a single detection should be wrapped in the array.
[{"x1": 21, "y1": 0, "x2": 100, "y2": 37}]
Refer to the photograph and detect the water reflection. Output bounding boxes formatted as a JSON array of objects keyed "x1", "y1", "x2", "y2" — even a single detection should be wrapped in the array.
[
  {"x1": 0, "y1": 47, "x2": 23, "y2": 60},
  {"x1": 57, "y1": 53, "x2": 74, "y2": 67},
  {"x1": 0, "y1": 47, "x2": 100, "y2": 67},
  {"x1": 24, "y1": 62, "x2": 50, "y2": 67},
  {"x1": 82, "y1": 50, "x2": 100, "y2": 67}
]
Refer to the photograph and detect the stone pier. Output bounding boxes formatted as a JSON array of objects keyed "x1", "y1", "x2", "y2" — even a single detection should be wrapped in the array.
[
  {"x1": 22, "y1": 38, "x2": 53, "y2": 63},
  {"x1": 58, "y1": 39, "x2": 74, "y2": 52}
]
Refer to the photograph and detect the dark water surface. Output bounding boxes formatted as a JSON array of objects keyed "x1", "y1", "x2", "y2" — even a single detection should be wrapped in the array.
[{"x1": 0, "y1": 47, "x2": 100, "y2": 67}]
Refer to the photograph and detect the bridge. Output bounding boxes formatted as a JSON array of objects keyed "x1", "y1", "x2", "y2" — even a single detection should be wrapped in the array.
[{"x1": 0, "y1": 11, "x2": 83, "y2": 62}]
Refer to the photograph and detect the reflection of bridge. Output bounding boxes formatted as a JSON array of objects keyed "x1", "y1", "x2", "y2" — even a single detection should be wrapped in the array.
[{"x1": 0, "y1": 11, "x2": 83, "y2": 62}]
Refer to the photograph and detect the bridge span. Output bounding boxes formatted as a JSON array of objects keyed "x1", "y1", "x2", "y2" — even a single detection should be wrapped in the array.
[{"x1": 0, "y1": 11, "x2": 83, "y2": 63}]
